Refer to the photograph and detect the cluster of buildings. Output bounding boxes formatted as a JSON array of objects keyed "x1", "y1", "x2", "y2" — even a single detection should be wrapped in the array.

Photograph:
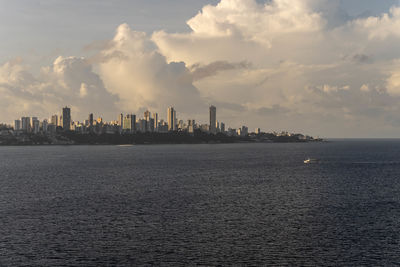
[{"x1": 12, "y1": 105, "x2": 254, "y2": 137}]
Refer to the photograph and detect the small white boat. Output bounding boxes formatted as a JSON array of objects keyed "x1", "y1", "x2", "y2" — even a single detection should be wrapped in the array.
[{"x1": 304, "y1": 158, "x2": 319, "y2": 164}]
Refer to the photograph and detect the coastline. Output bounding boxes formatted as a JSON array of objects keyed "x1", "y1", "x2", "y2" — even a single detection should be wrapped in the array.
[{"x1": 0, "y1": 131, "x2": 323, "y2": 146}]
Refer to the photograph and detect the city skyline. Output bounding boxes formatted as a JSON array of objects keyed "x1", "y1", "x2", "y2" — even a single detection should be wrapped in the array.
[
  {"x1": 2, "y1": 0, "x2": 400, "y2": 137},
  {"x1": 0, "y1": 2, "x2": 398, "y2": 266},
  {"x1": 10, "y1": 104, "x2": 258, "y2": 137}
]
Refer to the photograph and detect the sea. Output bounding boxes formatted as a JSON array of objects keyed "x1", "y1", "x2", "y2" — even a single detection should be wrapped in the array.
[{"x1": 0, "y1": 140, "x2": 399, "y2": 266}]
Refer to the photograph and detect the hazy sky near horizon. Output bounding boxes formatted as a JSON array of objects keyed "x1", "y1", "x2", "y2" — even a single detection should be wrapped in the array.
[{"x1": 1, "y1": 0, "x2": 400, "y2": 137}]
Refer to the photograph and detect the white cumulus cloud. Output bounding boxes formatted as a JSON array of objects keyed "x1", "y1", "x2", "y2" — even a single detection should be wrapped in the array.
[
  {"x1": 0, "y1": 56, "x2": 118, "y2": 122},
  {"x1": 97, "y1": 23, "x2": 206, "y2": 119},
  {"x1": 4, "y1": 0, "x2": 400, "y2": 137}
]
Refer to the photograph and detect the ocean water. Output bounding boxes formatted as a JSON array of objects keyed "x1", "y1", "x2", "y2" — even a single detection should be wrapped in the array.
[{"x1": 0, "y1": 140, "x2": 399, "y2": 266}]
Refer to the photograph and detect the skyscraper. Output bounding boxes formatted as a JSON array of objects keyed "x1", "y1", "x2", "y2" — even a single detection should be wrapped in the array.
[
  {"x1": 62, "y1": 107, "x2": 71, "y2": 131},
  {"x1": 51, "y1": 115, "x2": 58, "y2": 126},
  {"x1": 149, "y1": 118, "x2": 155, "y2": 132},
  {"x1": 241, "y1": 126, "x2": 248, "y2": 136},
  {"x1": 209, "y1": 105, "x2": 217, "y2": 134},
  {"x1": 30, "y1": 117, "x2": 38, "y2": 132},
  {"x1": 178, "y1": 120, "x2": 184, "y2": 130},
  {"x1": 220, "y1": 122, "x2": 225, "y2": 133},
  {"x1": 167, "y1": 107, "x2": 176, "y2": 131},
  {"x1": 144, "y1": 110, "x2": 151, "y2": 121},
  {"x1": 131, "y1": 114, "x2": 136, "y2": 133},
  {"x1": 144, "y1": 111, "x2": 151, "y2": 131},
  {"x1": 118, "y1": 113, "x2": 123, "y2": 127},
  {"x1": 123, "y1": 114, "x2": 136, "y2": 133},
  {"x1": 89, "y1": 113, "x2": 94, "y2": 127},
  {"x1": 153, "y1": 113, "x2": 158, "y2": 132},
  {"x1": 42, "y1": 119, "x2": 48, "y2": 133},
  {"x1": 138, "y1": 119, "x2": 146, "y2": 132},
  {"x1": 14, "y1": 120, "x2": 21, "y2": 131},
  {"x1": 21, "y1": 117, "x2": 30, "y2": 132},
  {"x1": 32, "y1": 119, "x2": 40, "y2": 134},
  {"x1": 188, "y1": 119, "x2": 195, "y2": 134}
]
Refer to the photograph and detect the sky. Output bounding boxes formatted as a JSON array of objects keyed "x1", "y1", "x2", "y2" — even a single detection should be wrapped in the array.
[{"x1": 1, "y1": 0, "x2": 400, "y2": 137}]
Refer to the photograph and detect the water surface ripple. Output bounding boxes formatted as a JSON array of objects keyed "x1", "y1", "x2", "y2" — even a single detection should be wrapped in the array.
[{"x1": 0, "y1": 141, "x2": 399, "y2": 266}]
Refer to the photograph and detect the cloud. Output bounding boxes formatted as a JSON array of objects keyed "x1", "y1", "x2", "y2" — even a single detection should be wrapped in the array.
[
  {"x1": 256, "y1": 105, "x2": 290, "y2": 116},
  {"x1": 187, "y1": 0, "x2": 323, "y2": 39},
  {"x1": 190, "y1": 61, "x2": 250, "y2": 81},
  {"x1": 0, "y1": 56, "x2": 118, "y2": 122},
  {"x1": 98, "y1": 23, "x2": 206, "y2": 119},
  {"x1": 152, "y1": 0, "x2": 326, "y2": 66},
  {"x1": 319, "y1": 84, "x2": 350, "y2": 93},
  {"x1": 342, "y1": 53, "x2": 372, "y2": 64},
  {"x1": 386, "y1": 61, "x2": 400, "y2": 96},
  {"x1": 148, "y1": 0, "x2": 400, "y2": 136},
  {"x1": 5, "y1": 0, "x2": 400, "y2": 137},
  {"x1": 353, "y1": 6, "x2": 400, "y2": 40}
]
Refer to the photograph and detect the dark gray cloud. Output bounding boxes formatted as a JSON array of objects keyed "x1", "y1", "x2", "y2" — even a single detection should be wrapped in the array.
[
  {"x1": 342, "y1": 53, "x2": 372, "y2": 64},
  {"x1": 352, "y1": 54, "x2": 372, "y2": 63},
  {"x1": 190, "y1": 61, "x2": 251, "y2": 81}
]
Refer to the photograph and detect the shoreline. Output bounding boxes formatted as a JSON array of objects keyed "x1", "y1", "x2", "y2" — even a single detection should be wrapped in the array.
[
  {"x1": 0, "y1": 131, "x2": 323, "y2": 146},
  {"x1": 0, "y1": 140, "x2": 324, "y2": 147}
]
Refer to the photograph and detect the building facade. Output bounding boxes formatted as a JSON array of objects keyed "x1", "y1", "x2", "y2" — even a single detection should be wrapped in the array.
[
  {"x1": 167, "y1": 107, "x2": 176, "y2": 131},
  {"x1": 89, "y1": 113, "x2": 94, "y2": 127},
  {"x1": 14, "y1": 120, "x2": 21, "y2": 131},
  {"x1": 62, "y1": 107, "x2": 71, "y2": 131},
  {"x1": 153, "y1": 113, "x2": 158, "y2": 132},
  {"x1": 123, "y1": 114, "x2": 136, "y2": 133},
  {"x1": 209, "y1": 105, "x2": 217, "y2": 134},
  {"x1": 51, "y1": 115, "x2": 58, "y2": 126}
]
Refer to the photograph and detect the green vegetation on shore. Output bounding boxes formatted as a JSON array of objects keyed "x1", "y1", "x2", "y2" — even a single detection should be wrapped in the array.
[{"x1": 0, "y1": 127, "x2": 322, "y2": 146}]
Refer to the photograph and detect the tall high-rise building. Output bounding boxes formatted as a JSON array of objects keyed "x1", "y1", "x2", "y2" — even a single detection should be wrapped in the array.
[
  {"x1": 220, "y1": 122, "x2": 226, "y2": 133},
  {"x1": 209, "y1": 105, "x2": 217, "y2": 134},
  {"x1": 130, "y1": 114, "x2": 136, "y2": 133},
  {"x1": 89, "y1": 113, "x2": 94, "y2": 127},
  {"x1": 30, "y1": 117, "x2": 38, "y2": 132},
  {"x1": 144, "y1": 111, "x2": 152, "y2": 132},
  {"x1": 144, "y1": 110, "x2": 151, "y2": 121},
  {"x1": 14, "y1": 120, "x2": 21, "y2": 131},
  {"x1": 42, "y1": 119, "x2": 48, "y2": 133},
  {"x1": 51, "y1": 115, "x2": 58, "y2": 126},
  {"x1": 153, "y1": 113, "x2": 158, "y2": 132},
  {"x1": 123, "y1": 116, "x2": 130, "y2": 131},
  {"x1": 62, "y1": 107, "x2": 71, "y2": 131},
  {"x1": 241, "y1": 126, "x2": 249, "y2": 136},
  {"x1": 123, "y1": 114, "x2": 136, "y2": 133},
  {"x1": 188, "y1": 120, "x2": 195, "y2": 134},
  {"x1": 32, "y1": 119, "x2": 40, "y2": 134},
  {"x1": 21, "y1": 117, "x2": 30, "y2": 132},
  {"x1": 178, "y1": 120, "x2": 184, "y2": 130},
  {"x1": 138, "y1": 119, "x2": 147, "y2": 132},
  {"x1": 118, "y1": 113, "x2": 123, "y2": 127},
  {"x1": 149, "y1": 118, "x2": 155, "y2": 132},
  {"x1": 167, "y1": 107, "x2": 176, "y2": 131}
]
